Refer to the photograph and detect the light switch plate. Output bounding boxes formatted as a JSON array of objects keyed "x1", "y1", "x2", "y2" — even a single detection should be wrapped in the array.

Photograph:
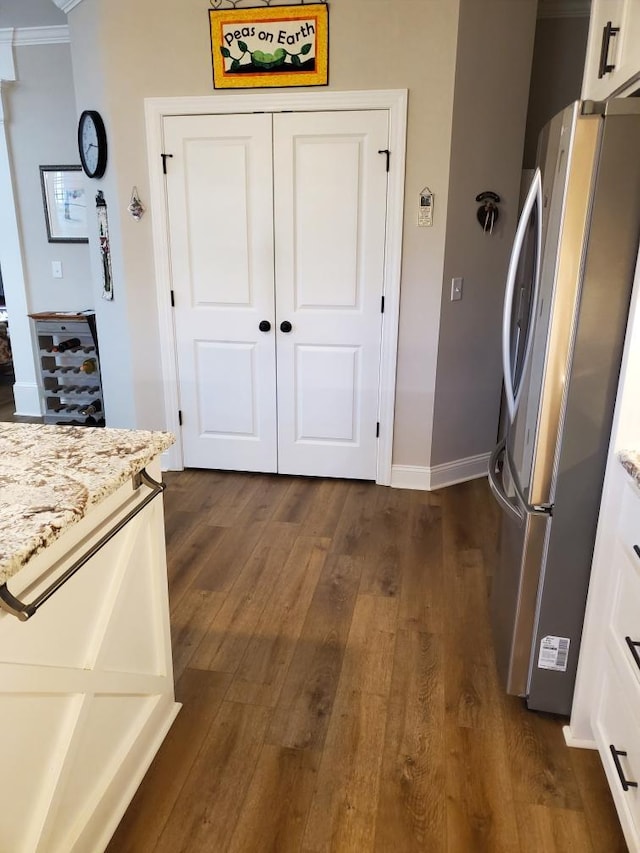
[
  {"x1": 451, "y1": 277, "x2": 463, "y2": 301},
  {"x1": 52, "y1": 261, "x2": 63, "y2": 279}
]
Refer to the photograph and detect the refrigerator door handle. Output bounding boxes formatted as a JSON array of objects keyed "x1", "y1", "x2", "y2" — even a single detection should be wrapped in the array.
[
  {"x1": 488, "y1": 439, "x2": 524, "y2": 524},
  {"x1": 502, "y1": 168, "x2": 543, "y2": 421}
]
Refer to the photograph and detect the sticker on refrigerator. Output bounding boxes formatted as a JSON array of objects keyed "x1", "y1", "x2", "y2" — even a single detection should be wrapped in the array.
[{"x1": 538, "y1": 636, "x2": 570, "y2": 672}]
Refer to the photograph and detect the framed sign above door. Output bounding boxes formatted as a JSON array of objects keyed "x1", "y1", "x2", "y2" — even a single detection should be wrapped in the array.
[{"x1": 209, "y1": 3, "x2": 328, "y2": 88}]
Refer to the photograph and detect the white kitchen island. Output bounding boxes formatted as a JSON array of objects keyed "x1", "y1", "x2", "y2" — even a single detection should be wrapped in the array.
[{"x1": 0, "y1": 424, "x2": 180, "y2": 853}]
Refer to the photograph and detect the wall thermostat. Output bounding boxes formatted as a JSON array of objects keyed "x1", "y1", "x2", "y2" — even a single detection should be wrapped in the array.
[{"x1": 418, "y1": 187, "x2": 434, "y2": 227}]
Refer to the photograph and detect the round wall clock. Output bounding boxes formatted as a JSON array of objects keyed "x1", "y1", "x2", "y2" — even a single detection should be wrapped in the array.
[{"x1": 78, "y1": 110, "x2": 107, "y2": 179}]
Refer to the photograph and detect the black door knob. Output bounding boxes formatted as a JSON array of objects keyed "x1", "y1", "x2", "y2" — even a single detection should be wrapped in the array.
[
  {"x1": 280, "y1": 320, "x2": 292, "y2": 333},
  {"x1": 258, "y1": 320, "x2": 271, "y2": 332}
]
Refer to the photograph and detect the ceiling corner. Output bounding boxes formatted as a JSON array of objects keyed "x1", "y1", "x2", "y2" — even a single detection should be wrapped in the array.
[{"x1": 51, "y1": 0, "x2": 86, "y2": 12}]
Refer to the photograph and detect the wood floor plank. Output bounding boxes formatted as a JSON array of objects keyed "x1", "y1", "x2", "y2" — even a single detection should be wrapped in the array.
[
  {"x1": 301, "y1": 689, "x2": 388, "y2": 853},
  {"x1": 266, "y1": 553, "x2": 363, "y2": 751},
  {"x1": 154, "y1": 700, "x2": 272, "y2": 853},
  {"x1": 300, "y1": 477, "x2": 350, "y2": 539},
  {"x1": 445, "y1": 724, "x2": 521, "y2": 853},
  {"x1": 226, "y1": 536, "x2": 330, "y2": 707},
  {"x1": 501, "y1": 697, "x2": 584, "y2": 811},
  {"x1": 191, "y1": 520, "x2": 269, "y2": 592},
  {"x1": 170, "y1": 588, "x2": 226, "y2": 681},
  {"x1": 105, "y1": 471, "x2": 627, "y2": 853},
  {"x1": 273, "y1": 476, "x2": 321, "y2": 524},
  {"x1": 335, "y1": 592, "x2": 398, "y2": 699},
  {"x1": 227, "y1": 745, "x2": 319, "y2": 853},
  {"x1": 105, "y1": 668, "x2": 232, "y2": 853},
  {"x1": 189, "y1": 522, "x2": 299, "y2": 673},
  {"x1": 515, "y1": 803, "x2": 594, "y2": 852},
  {"x1": 398, "y1": 500, "x2": 444, "y2": 632},
  {"x1": 374, "y1": 629, "x2": 447, "y2": 853},
  {"x1": 167, "y1": 523, "x2": 228, "y2": 613}
]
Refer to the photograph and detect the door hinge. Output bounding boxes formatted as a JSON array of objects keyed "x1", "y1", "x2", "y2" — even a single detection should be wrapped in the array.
[
  {"x1": 170, "y1": 290, "x2": 175, "y2": 307},
  {"x1": 178, "y1": 410, "x2": 183, "y2": 426},
  {"x1": 378, "y1": 149, "x2": 391, "y2": 172},
  {"x1": 381, "y1": 295, "x2": 385, "y2": 313},
  {"x1": 161, "y1": 153, "x2": 174, "y2": 174},
  {"x1": 376, "y1": 421, "x2": 380, "y2": 438}
]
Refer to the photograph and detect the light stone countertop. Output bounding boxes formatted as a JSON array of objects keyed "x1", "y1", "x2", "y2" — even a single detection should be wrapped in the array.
[
  {"x1": 0, "y1": 423, "x2": 174, "y2": 585},
  {"x1": 619, "y1": 449, "x2": 640, "y2": 489}
]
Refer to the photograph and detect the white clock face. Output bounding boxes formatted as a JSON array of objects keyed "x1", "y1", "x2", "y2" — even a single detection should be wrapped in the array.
[{"x1": 82, "y1": 117, "x2": 99, "y2": 173}]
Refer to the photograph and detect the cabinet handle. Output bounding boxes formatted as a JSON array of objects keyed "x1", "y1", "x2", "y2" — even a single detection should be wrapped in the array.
[
  {"x1": 0, "y1": 468, "x2": 165, "y2": 622},
  {"x1": 598, "y1": 20, "x2": 620, "y2": 78},
  {"x1": 633, "y1": 544, "x2": 640, "y2": 561},
  {"x1": 280, "y1": 321, "x2": 293, "y2": 333},
  {"x1": 609, "y1": 745, "x2": 638, "y2": 791},
  {"x1": 625, "y1": 636, "x2": 640, "y2": 672}
]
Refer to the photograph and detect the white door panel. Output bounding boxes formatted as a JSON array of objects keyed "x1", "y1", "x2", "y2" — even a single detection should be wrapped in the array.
[
  {"x1": 273, "y1": 110, "x2": 389, "y2": 479},
  {"x1": 294, "y1": 344, "x2": 360, "y2": 442},
  {"x1": 164, "y1": 114, "x2": 277, "y2": 472},
  {"x1": 165, "y1": 109, "x2": 388, "y2": 479}
]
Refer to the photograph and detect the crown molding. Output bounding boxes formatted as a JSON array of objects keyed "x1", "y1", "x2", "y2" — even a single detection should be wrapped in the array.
[
  {"x1": 0, "y1": 31, "x2": 16, "y2": 81},
  {"x1": 51, "y1": 0, "x2": 85, "y2": 12},
  {"x1": 14, "y1": 26, "x2": 70, "y2": 46},
  {"x1": 537, "y1": 0, "x2": 591, "y2": 18}
]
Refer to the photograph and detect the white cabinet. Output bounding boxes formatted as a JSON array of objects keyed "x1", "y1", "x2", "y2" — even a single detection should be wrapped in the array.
[
  {"x1": 582, "y1": 0, "x2": 640, "y2": 100},
  {"x1": 0, "y1": 459, "x2": 179, "y2": 852},
  {"x1": 566, "y1": 248, "x2": 640, "y2": 850},
  {"x1": 591, "y1": 473, "x2": 640, "y2": 850}
]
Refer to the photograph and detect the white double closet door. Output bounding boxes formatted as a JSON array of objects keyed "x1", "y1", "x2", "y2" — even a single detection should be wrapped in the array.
[{"x1": 164, "y1": 109, "x2": 389, "y2": 479}]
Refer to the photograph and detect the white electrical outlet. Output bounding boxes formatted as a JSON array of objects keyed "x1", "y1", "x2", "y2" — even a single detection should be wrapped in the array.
[
  {"x1": 52, "y1": 261, "x2": 63, "y2": 279},
  {"x1": 451, "y1": 277, "x2": 463, "y2": 301}
]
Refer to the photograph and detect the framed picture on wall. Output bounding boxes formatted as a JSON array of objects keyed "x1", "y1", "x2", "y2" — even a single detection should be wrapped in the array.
[
  {"x1": 39, "y1": 165, "x2": 88, "y2": 243},
  {"x1": 209, "y1": 3, "x2": 329, "y2": 89}
]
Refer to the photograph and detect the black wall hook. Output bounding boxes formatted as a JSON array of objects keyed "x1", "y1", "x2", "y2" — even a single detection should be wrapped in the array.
[{"x1": 476, "y1": 191, "x2": 500, "y2": 234}]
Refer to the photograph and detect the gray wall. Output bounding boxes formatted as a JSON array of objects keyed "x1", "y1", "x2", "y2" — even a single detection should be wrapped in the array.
[
  {"x1": 0, "y1": 0, "x2": 65, "y2": 28},
  {"x1": 67, "y1": 0, "x2": 463, "y2": 447},
  {"x1": 7, "y1": 44, "x2": 92, "y2": 313},
  {"x1": 523, "y1": 15, "x2": 590, "y2": 169},
  {"x1": 5, "y1": 0, "x2": 537, "y2": 473},
  {"x1": 430, "y1": 0, "x2": 537, "y2": 467}
]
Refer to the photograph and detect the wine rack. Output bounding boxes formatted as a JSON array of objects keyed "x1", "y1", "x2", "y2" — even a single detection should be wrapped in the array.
[{"x1": 29, "y1": 312, "x2": 105, "y2": 427}]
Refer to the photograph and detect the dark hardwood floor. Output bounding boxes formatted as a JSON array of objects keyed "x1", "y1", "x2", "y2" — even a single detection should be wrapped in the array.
[{"x1": 107, "y1": 470, "x2": 626, "y2": 852}]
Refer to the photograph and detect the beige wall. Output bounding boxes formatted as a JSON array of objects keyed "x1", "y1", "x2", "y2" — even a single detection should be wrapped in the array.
[
  {"x1": 430, "y1": 0, "x2": 537, "y2": 466},
  {"x1": 67, "y1": 0, "x2": 463, "y2": 461},
  {"x1": 7, "y1": 44, "x2": 92, "y2": 314}
]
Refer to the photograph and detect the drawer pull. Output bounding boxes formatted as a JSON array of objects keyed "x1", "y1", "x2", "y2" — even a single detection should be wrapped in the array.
[
  {"x1": 598, "y1": 20, "x2": 620, "y2": 78},
  {"x1": 633, "y1": 545, "x2": 640, "y2": 561},
  {"x1": 625, "y1": 636, "x2": 640, "y2": 672},
  {"x1": 609, "y1": 745, "x2": 638, "y2": 792}
]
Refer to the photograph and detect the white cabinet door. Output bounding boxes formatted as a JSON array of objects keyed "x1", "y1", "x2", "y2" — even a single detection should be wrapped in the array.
[
  {"x1": 273, "y1": 110, "x2": 388, "y2": 479},
  {"x1": 582, "y1": 0, "x2": 640, "y2": 100},
  {"x1": 164, "y1": 114, "x2": 278, "y2": 472},
  {"x1": 165, "y1": 110, "x2": 389, "y2": 480}
]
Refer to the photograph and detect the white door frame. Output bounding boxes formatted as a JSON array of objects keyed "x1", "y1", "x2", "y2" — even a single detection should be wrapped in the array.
[{"x1": 145, "y1": 89, "x2": 407, "y2": 485}]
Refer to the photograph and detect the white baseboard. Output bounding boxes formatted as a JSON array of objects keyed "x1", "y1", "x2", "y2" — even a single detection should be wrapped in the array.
[
  {"x1": 391, "y1": 452, "x2": 491, "y2": 491},
  {"x1": 562, "y1": 725, "x2": 597, "y2": 750},
  {"x1": 12, "y1": 381, "x2": 41, "y2": 417},
  {"x1": 390, "y1": 464, "x2": 431, "y2": 490}
]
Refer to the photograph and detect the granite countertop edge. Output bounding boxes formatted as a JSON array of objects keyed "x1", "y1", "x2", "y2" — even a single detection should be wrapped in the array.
[
  {"x1": 0, "y1": 424, "x2": 175, "y2": 585},
  {"x1": 619, "y1": 449, "x2": 640, "y2": 489}
]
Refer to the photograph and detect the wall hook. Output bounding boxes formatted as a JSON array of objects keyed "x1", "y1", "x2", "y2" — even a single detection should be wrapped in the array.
[
  {"x1": 476, "y1": 190, "x2": 500, "y2": 234},
  {"x1": 128, "y1": 186, "x2": 145, "y2": 221}
]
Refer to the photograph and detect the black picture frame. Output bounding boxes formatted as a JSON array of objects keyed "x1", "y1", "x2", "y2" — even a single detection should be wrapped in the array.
[{"x1": 39, "y1": 165, "x2": 88, "y2": 244}]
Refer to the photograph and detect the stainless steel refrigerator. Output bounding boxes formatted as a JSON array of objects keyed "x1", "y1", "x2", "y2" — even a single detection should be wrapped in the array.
[{"x1": 488, "y1": 98, "x2": 640, "y2": 716}]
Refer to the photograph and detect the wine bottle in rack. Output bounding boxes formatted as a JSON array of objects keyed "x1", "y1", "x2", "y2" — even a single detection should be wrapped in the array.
[
  {"x1": 80, "y1": 399, "x2": 102, "y2": 416},
  {"x1": 54, "y1": 337, "x2": 81, "y2": 352}
]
